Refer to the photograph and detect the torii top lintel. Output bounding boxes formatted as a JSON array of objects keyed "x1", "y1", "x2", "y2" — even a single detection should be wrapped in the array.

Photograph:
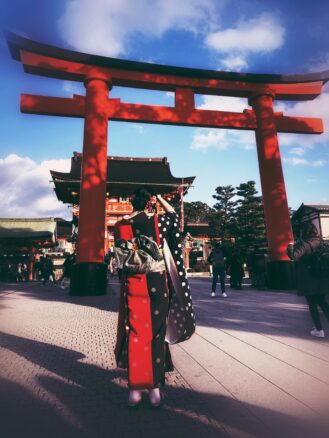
[
  {"x1": 6, "y1": 32, "x2": 328, "y2": 134},
  {"x1": 7, "y1": 32, "x2": 329, "y2": 99}
]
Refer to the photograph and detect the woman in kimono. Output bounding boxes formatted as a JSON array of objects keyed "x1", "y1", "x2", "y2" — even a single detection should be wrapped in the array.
[{"x1": 114, "y1": 187, "x2": 195, "y2": 407}]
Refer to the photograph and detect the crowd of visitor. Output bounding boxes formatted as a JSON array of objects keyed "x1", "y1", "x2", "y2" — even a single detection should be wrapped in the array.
[
  {"x1": 207, "y1": 242, "x2": 267, "y2": 298},
  {"x1": 0, "y1": 261, "x2": 29, "y2": 282}
]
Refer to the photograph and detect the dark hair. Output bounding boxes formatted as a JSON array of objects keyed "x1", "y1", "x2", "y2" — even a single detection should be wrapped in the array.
[
  {"x1": 131, "y1": 187, "x2": 153, "y2": 211},
  {"x1": 301, "y1": 222, "x2": 319, "y2": 240}
]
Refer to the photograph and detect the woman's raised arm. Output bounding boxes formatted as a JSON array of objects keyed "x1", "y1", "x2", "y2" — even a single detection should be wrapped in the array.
[{"x1": 156, "y1": 194, "x2": 175, "y2": 213}]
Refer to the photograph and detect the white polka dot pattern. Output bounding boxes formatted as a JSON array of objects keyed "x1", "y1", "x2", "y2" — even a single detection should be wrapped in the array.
[{"x1": 157, "y1": 211, "x2": 196, "y2": 344}]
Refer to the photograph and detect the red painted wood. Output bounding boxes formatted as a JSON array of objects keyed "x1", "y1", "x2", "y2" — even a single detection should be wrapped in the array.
[
  {"x1": 20, "y1": 94, "x2": 324, "y2": 134},
  {"x1": 76, "y1": 77, "x2": 110, "y2": 263},
  {"x1": 251, "y1": 93, "x2": 293, "y2": 261},
  {"x1": 114, "y1": 219, "x2": 134, "y2": 240},
  {"x1": 14, "y1": 44, "x2": 327, "y2": 266},
  {"x1": 20, "y1": 50, "x2": 323, "y2": 100},
  {"x1": 21, "y1": 94, "x2": 85, "y2": 118}
]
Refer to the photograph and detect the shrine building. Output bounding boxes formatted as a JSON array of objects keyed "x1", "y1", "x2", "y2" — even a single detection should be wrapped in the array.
[
  {"x1": 291, "y1": 204, "x2": 329, "y2": 240},
  {"x1": 50, "y1": 152, "x2": 195, "y2": 251}
]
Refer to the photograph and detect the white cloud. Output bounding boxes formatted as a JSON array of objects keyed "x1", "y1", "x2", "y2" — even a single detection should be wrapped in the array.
[
  {"x1": 62, "y1": 81, "x2": 85, "y2": 96},
  {"x1": 205, "y1": 13, "x2": 285, "y2": 71},
  {"x1": 191, "y1": 129, "x2": 228, "y2": 151},
  {"x1": 0, "y1": 154, "x2": 71, "y2": 218},
  {"x1": 191, "y1": 127, "x2": 255, "y2": 152},
  {"x1": 197, "y1": 95, "x2": 248, "y2": 112},
  {"x1": 58, "y1": 0, "x2": 217, "y2": 57},
  {"x1": 206, "y1": 13, "x2": 284, "y2": 53},
  {"x1": 307, "y1": 52, "x2": 329, "y2": 72},
  {"x1": 191, "y1": 95, "x2": 255, "y2": 151},
  {"x1": 220, "y1": 56, "x2": 248, "y2": 71},
  {"x1": 288, "y1": 147, "x2": 306, "y2": 156},
  {"x1": 283, "y1": 157, "x2": 326, "y2": 167},
  {"x1": 132, "y1": 124, "x2": 144, "y2": 134}
]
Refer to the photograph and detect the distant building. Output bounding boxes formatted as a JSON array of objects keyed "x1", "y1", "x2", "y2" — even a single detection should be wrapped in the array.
[
  {"x1": 0, "y1": 217, "x2": 56, "y2": 281},
  {"x1": 55, "y1": 218, "x2": 74, "y2": 253},
  {"x1": 291, "y1": 204, "x2": 329, "y2": 240},
  {"x1": 184, "y1": 222, "x2": 231, "y2": 271}
]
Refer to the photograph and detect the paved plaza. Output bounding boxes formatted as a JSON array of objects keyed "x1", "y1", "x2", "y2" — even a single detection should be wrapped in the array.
[{"x1": 0, "y1": 278, "x2": 329, "y2": 438}]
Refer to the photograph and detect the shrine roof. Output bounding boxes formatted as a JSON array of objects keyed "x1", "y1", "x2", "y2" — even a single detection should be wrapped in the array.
[
  {"x1": 292, "y1": 203, "x2": 329, "y2": 221},
  {"x1": 0, "y1": 218, "x2": 56, "y2": 244},
  {"x1": 6, "y1": 32, "x2": 329, "y2": 85},
  {"x1": 303, "y1": 204, "x2": 329, "y2": 211},
  {"x1": 50, "y1": 153, "x2": 195, "y2": 203},
  {"x1": 185, "y1": 222, "x2": 210, "y2": 237}
]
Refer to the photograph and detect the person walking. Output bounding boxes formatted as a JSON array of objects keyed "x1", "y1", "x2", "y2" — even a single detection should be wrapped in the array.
[
  {"x1": 42, "y1": 255, "x2": 56, "y2": 286},
  {"x1": 114, "y1": 187, "x2": 195, "y2": 408},
  {"x1": 17, "y1": 262, "x2": 24, "y2": 282},
  {"x1": 287, "y1": 222, "x2": 329, "y2": 338},
  {"x1": 208, "y1": 242, "x2": 227, "y2": 298}
]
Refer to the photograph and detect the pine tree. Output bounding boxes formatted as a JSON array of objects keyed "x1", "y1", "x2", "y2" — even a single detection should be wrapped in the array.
[
  {"x1": 234, "y1": 181, "x2": 267, "y2": 253},
  {"x1": 183, "y1": 201, "x2": 214, "y2": 225},
  {"x1": 211, "y1": 185, "x2": 237, "y2": 239}
]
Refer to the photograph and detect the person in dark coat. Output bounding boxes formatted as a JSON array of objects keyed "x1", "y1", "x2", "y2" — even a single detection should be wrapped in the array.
[
  {"x1": 229, "y1": 247, "x2": 244, "y2": 289},
  {"x1": 247, "y1": 248, "x2": 267, "y2": 289},
  {"x1": 42, "y1": 255, "x2": 56, "y2": 286},
  {"x1": 60, "y1": 253, "x2": 75, "y2": 288},
  {"x1": 208, "y1": 243, "x2": 227, "y2": 298},
  {"x1": 287, "y1": 222, "x2": 329, "y2": 338}
]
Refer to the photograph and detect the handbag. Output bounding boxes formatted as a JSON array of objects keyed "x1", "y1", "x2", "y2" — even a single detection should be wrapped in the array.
[{"x1": 114, "y1": 235, "x2": 164, "y2": 274}]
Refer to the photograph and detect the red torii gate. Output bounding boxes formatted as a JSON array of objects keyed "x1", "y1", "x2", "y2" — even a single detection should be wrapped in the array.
[{"x1": 6, "y1": 32, "x2": 329, "y2": 294}]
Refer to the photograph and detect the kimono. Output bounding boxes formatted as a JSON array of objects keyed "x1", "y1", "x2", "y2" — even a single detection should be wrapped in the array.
[{"x1": 114, "y1": 211, "x2": 195, "y2": 389}]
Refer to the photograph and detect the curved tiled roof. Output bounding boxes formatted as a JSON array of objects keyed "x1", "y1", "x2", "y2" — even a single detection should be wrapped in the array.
[
  {"x1": 50, "y1": 153, "x2": 195, "y2": 203},
  {"x1": 0, "y1": 218, "x2": 56, "y2": 243}
]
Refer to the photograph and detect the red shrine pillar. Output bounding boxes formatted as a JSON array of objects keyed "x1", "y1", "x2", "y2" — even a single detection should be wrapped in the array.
[
  {"x1": 250, "y1": 90, "x2": 295, "y2": 289},
  {"x1": 28, "y1": 247, "x2": 36, "y2": 281},
  {"x1": 70, "y1": 72, "x2": 111, "y2": 296}
]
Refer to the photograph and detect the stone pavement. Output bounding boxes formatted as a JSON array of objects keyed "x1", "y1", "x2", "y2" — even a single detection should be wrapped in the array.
[{"x1": 0, "y1": 279, "x2": 329, "y2": 438}]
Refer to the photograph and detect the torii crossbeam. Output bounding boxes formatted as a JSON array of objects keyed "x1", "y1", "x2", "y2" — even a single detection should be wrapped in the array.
[{"x1": 6, "y1": 32, "x2": 329, "y2": 294}]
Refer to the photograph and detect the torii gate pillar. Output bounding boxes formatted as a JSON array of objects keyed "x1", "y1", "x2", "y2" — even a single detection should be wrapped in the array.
[
  {"x1": 251, "y1": 91, "x2": 295, "y2": 289},
  {"x1": 70, "y1": 73, "x2": 111, "y2": 296}
]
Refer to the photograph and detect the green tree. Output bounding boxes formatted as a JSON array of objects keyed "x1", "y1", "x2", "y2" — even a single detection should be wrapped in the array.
[
  {"x1": 234, "y1": 181, "x2": 267, "y2": 252},
  {"x1": 211, "y1": 185, "x2": 237, "y2": 239},
  {"x1": 183, "y1": 201, "x2": 214, "y2": 225}
]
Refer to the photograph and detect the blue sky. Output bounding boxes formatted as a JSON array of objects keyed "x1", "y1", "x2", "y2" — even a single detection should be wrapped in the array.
[{"x1": 0, "y1": 0, "x2": 329, "y2": 219}]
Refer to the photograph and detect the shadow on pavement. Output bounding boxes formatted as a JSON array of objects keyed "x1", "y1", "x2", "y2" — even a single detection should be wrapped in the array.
[
  {"x1": 0, "y1": 280, "x2": 120, "y2": 312},
  {"x1": 190, "y1": 279, "x2": 329, "y2": 341},
  {"x1": 0, "y1": 331, "x2": 327, "y2": 438}
]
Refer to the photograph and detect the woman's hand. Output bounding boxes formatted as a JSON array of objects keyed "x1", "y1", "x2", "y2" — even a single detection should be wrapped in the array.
[{"x1": 156, "y1": 194, "x2": 175, "y2": 213}]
